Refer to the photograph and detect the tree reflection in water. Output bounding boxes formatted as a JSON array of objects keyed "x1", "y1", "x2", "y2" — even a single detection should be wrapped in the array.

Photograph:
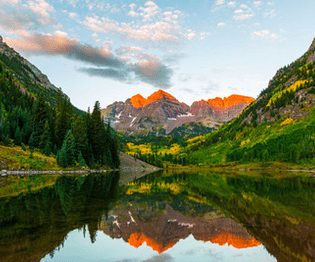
[{"x1": 0, "y1": 171, "x2": 314, "y2": 262}]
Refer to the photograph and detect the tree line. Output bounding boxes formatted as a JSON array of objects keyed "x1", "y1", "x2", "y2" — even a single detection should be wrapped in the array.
[{"x1": 0, "y1": 66, "x2": 120, "y2": 169}]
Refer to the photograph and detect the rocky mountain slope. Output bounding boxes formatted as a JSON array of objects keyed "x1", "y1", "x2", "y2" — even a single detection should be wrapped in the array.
[
  {"x1": 102, "y1": 89, "x2": 254, "y2": 136},
  {"x1": 0, "y1": 36, "x2": 64, "y2": 106}
]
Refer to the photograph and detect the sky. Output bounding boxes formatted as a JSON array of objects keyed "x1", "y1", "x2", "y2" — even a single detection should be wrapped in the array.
[{"x1": 1, "y1": 0, "x2": 315, "y2": 111}]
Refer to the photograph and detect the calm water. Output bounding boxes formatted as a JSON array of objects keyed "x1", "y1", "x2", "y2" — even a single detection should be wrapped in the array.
[{"x1": 0, "y1": 170, "x2": 314, "y2": 262}]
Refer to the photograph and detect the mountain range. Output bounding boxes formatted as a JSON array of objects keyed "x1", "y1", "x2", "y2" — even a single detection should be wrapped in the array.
[
  {"x1": 100, "y1": 203, "x2": 260, "y2": 254},
  {"x1": 101, "y1": 89, "x2": 254, "y2": 136}
]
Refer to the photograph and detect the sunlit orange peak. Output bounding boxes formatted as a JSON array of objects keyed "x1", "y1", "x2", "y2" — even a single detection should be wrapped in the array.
[
  {"x1": 130, "y1": 89, "x2": 179, "y2": 108},
  {"x1": 209, "y1": 232, "x2": 261, "y2": 249},
  {"x1": 206, "y1": 95, "x2": 255, "y2": 109},
  {"x1": 128, "y1": 232, "x2": 176, "y2": 253},
  {"x1": 130, "y1": 94, "x2": 146, "y2": 108}
]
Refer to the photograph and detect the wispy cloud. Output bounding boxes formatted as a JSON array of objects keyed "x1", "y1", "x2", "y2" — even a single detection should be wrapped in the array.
[
  {"x1": 264, "y1": 9, "x2": 276, "y2": 18},
  {"x1": 232, "y1": 5, "x2": 254, "y2": 21},
  {"x1": 26, "y1": 0, "x2": 55, "y2": 24},
  {"x1": 0, "y1": 0, "x2": 20, "y2": 6},
  {"x1": 141, "y1": 253, "x2": 174, "y2": 262},
  {"x1": 4, "y1": 31, "x2": 173, "y2": 88},
  {"x1": 253, "y1": 1, "x2": 262, "y2": 8},
  {"x1": 82, "y1": 1, "x2": 195, "y2": 44},
  {"x1": 217, "y1": 22, "x2": 227, "y2": 28},
  {"x1": 80, "y1": 54, "x2": 173, "y2": 88},
  {"x1": 134, "y1": 55, "x2": 173, "y2": 88},
  {"x1": 233, "y1": 13, "x2": 254, "y2": 20},
  {"x1": 6, "y1": 31, "x2": 124, "y2": 67},
  {"x1": 215, "y1": 0, "x2": 225, "y2": 6},
  {"x1": 227, "y1": 1, "x2": 236, "y2": 8},
  {"x1": 251, "y1": 30, "x2": 277, "y2": 39}
]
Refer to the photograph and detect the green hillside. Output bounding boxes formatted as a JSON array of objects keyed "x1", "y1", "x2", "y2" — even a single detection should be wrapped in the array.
[
  {"x1": 0, "y1": 37, "x2": 120, "y2": 170},
  {"x1": 186, "y1": 38, "x2": 315, "y2": 167}
]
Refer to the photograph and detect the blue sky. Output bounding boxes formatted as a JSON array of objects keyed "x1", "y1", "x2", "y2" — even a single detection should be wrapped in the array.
[{"x1": 1, "y1": 0, "x2": 315, "y2": 110}]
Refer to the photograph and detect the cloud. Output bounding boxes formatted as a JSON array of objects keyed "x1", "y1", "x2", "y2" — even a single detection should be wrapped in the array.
[
  {"x1": 254, "y1": 1, "x2": 262, "y2": 8},
  {"x1": 233, "y1": 13, "x2": 254, "y2": 20},
  {"x1": 139, "y1": 1, "x2": 160, "y2": 21},
  {"x1": 127, "y1": 3, "x2": 139, "y2": 17},
  {"x1": 200, "y1": 32, "x2": 210, "y2": 40},
  {"x1": 227, "y1": 1, "x2": 236, "y2": 8},
  {"x1": 141, "y1": 253, "x2": 173, "y2": 262},
  {"x1": 5, "y1": 31, "x2": 124, "y2": 68},
  {"x1": 83, "y1": 16, "x2": 182, "y2": 43},
  {"x1": 251, "y1": 30, "x2": 277, "y2": 39},
  {"x1": 26, "y1": 0, "x2": 55, "y2": 24},
  {"x1": 134, "y1": 55, "x2": 173, "y2": 88},
  {"x1": 63, "y1": 0, "x2": 79, "y2": 8},
  {"x1": 217, "y1": 22, "x2": 226, "y2": 28},
  {"x1": 78, "y1": 68, "x2": 131, "y2": 82},
  {"x1": 68, "y1": 12, "x2": 78, "y2": 19},
  {"x1": 80, "y1": 54, "x2": 173, "y2": 88},
  {"x1": 264, "y1": 9, "x2": 276, "y2": 18},
  {"x1": 83, "y1": 16, "x2": 189, "y2": 43},
  {"x1": 215, "y1": 0, "x2": 225, "y2": 6},
  {"x1": 82, "y1": 2, "x2": 192, "y2": 45},
  {"x1": 0, "y1": 10, "x2": 42, "y2": 34},
  {"x1": 5, "y1": 31, "x2": 174, "y2": 88},
  {"x1": 0, "y1": 0, "x2": 20, "y2": 6}
]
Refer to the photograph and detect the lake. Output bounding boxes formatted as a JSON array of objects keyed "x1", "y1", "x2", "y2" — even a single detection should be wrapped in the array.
[{"x1": 0, "y1": 170, "x2": 314, "y2": 262}]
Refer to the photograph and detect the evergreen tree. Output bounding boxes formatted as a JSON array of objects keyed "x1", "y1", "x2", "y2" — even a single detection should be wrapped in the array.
[
  {"x1": 4, "y1": 134, "x2": 11, "y2": 146},
  {"x1": 28, "y1": 132, "x2": 36, "y2": 149},
  {"x1": 39, "y1": 121, "x2": 51, "y2": 150},
  {"x1": 44, "y1": 141, "x2": 52, "y2": 156},
  {"x1": 89, "y1": 101, "x2": 106, "y2": 165},
  {"x1": 72, "y1": 115, "x2": 88, "y2": 160},
  {"x1": 57, "y1": 130, "x2": 76, "y2": 167},
  {"x1": 78, "y1": 151, "x2": 86, "y2": 167},
  {"x1": 14, "y1": 126, "x2": 22, "y2": 145},
  {"x1": 32, "y1": 94, "x2": 48, "y2": 145},
  {"x1": 55, "y1": 91, "x2": 72, "y2": 148}
]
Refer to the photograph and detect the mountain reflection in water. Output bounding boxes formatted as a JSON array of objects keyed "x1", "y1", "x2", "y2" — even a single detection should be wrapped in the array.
[
  {"x1": 101, "y1": 204, "x2": 260, "y2": 254},
  {"x1": 0, "y1": 170, "x2": 314, "y2": 262}
]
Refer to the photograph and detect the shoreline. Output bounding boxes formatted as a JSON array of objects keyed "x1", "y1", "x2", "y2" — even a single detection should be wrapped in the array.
[{"x1": 1, "y1": 167, "x2": 160, "y2": 176}]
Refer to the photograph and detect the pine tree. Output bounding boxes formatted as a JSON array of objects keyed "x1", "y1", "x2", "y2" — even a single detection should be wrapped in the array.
[
  {"x1": 28, "y1": 132, "x2": 36, "y2": 149},
  {"x1": 57, "y1": 130, "x2": 76, "y2": 167},
  {"x1": 72, "y1": 115, "x2": 88, "y2": 160},
  {"x1": 32, "y1": 94, "x2": 48, "y2": 144},
  {"x1": 78, "y1": 151, "x2": 86, "y2": 167},
  {"x1": 39, "y1": 121, "x2": 51, "y2": 150},
  {"x1": 44, "y1": 141, "x2": 52, "y2": 156},
  {"x1": 89, "y1": 101, "x2": 106, "y2": 165},
  {"x1": 14, "y1": 126, "x2": 22, "y2": 145},
  {"x1": 55, "y1": 91, "x2": 72, "y2": 148}
]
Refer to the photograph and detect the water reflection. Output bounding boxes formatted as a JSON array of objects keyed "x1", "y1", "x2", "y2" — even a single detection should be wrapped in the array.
[
  {"x1": 0, "y1": 171, "x2": 314, "y2": 262},
  {"x1": 0, "y1": 173, "x2": 120, "y2": 262}
]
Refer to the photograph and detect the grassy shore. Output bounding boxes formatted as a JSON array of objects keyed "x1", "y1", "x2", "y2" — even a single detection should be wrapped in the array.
[
  {"x1": 0, "y1": 144, "x2": 60, "y2": 171},
  {"x1": 1, "y1": 144, "x2": 314, "y2": 176}
]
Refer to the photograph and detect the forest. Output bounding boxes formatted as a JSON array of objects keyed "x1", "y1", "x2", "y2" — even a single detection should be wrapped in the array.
[{"x1": 0, "y1": 65, "x2": 120, "y2": 169}]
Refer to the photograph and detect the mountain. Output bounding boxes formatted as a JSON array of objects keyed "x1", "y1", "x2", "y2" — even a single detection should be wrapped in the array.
[
  {"x1": 100, "y1": 204, "x2": 260, "y2": 254},
  {"x1": 0, "y1": 36, "x2": 120, "y2": 169},
  {"x1": 187, "y1": 37, "x2": 315, "y2": 166},
  {"x1": 101, "y1": 89, "x2": 254, "y2": 136},
  {"x1": 0, "y1": 36, "x2": 64, "y2": 106},
  {"x1": 191, "y1": 95, "x2": 255, "y2": 122}
]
